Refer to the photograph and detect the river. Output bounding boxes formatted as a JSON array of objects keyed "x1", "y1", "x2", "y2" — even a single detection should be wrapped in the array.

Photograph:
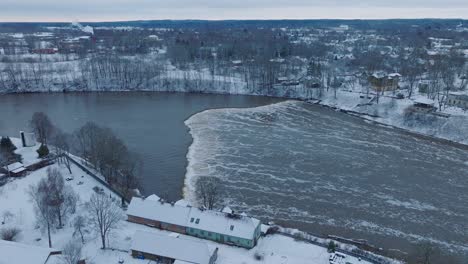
[
  {"x1": 0, "y1": 93, "x2": 467, "y2": 257},
  {"x1": 0, "y1": 92, "x2": 282, "y2": 201}
]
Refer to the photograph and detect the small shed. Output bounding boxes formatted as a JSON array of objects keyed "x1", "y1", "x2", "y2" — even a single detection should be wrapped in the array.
[
  {"x1": 413, "y1": 98, "x2": 437, "y2": 112},
  {"x1": 2, "y1": 162, "x2": 27, "y2": 177},
  {"x1": 131, "y1": 231, "x2": 218, "y2": 264}
]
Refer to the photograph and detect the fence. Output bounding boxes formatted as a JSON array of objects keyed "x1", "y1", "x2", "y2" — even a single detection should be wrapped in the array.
[{"x1": 62, "y1": 153, "x2": 130, "y2": 203}]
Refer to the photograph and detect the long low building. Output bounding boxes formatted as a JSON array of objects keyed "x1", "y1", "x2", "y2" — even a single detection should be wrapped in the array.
[
  {"x1": 131, "y1": 230, "x2": 218, "y2": 264},
  {"x1": 127, "y1": 196, "x2": 262, "y2": 249}
]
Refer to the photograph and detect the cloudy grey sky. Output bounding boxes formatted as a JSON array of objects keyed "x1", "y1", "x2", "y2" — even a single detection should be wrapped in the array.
[{"x1": 1, "y1": 0, "x2": 467, "y2": 22}]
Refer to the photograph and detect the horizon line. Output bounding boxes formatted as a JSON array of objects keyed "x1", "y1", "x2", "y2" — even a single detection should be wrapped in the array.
[{"x1": 0, "y1": 18, "x2": 467, "y2": 24}]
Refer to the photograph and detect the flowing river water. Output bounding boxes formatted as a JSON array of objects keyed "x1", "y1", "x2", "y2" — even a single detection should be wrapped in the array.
[{"x1": 0, "y1": 93, "x2": 467, "y2": 257}]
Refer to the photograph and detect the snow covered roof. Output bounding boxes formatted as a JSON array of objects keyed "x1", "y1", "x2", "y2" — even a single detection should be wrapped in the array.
[
  {"x1": 388, "y1": 73, "x2": 401, "y2": 78},
  {"x1": 127, "y1": 196, "x2": 261, "y2": 240},
  {"x1": 175, "y1": 199, "x2": 190, "y2": 207},
  {"x1": 146, "y1": 194, "x2": 160, "y2": 201},
  {"x1": 127, "y1": 197, "x2": 191, "y2": 227},
  {"x1": 221, "y1": 206, "x2": 233, "y2": 214},
  {"x1": 2, "y1": 162, "x2": 24, "y2": 172},
  {"x1": 131, "y1": 231, "x2": 214, "y2": 264},
  {"x1": 0, "y1": 240, "x2": 60, "y2": 264},
  {"x1": 186, "y1": 208, "x2": 260, "y2": 240},
  {"x1": 414, "y1": 98, "x2": 435, "y2": 106}
]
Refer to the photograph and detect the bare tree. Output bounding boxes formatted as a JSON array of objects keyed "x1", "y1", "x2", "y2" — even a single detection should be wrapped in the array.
[
  {"x1": 45, "y1": 168, "x2": 78, "y2": 227},
  {"x1": 118, "y1": 154, "x2": 142, "y2": 203},
  {"x1": 30, "y1": 112, "x2": 54, "y2": 145},
  {"x1": 29, "y1": 178, "x2": 58, "y2": 248},
  {"x1": 72, "y1": 215, "x2": 86, "y2": 244},
  {"x1": 60, "y1": 240, "x2": 83, "y2": 264},
  {"x1": 195, "y1": 176, "x2": 221, "y2": 210},
  {"x1": 87, "y1": 192, "x2": 123, "y2": 249},
  {"x1": 401, "y1": 52, "x2": 423, "y2": 99},
  {"x1": 52, "y1": 131, "x2": 72, "y2": 174}
]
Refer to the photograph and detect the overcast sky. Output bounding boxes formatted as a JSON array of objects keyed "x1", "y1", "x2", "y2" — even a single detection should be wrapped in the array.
[{"x1": 1, "y1": 0, "x2": 468, "y2": 22}]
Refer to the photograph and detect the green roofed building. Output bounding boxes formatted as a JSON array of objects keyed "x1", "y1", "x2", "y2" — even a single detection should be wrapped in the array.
[{"x1": 127, "y1": 195, "x2": 262, "y2": 249}]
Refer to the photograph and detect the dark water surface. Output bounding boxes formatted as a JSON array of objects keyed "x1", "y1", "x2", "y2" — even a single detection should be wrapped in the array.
[{"x1": 0, "y1": 92, "x2": 282, "y2": 201}]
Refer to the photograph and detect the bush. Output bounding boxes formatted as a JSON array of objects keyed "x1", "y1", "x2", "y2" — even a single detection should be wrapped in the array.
[
  {"x1": 0, "y1": 137, "x2": 16, "y2": 153},
  {"x1": 1, "y1": 227, "x2": 21, "y2": 241},
  {"x1": 37, "y1": 144, "x2": 49, "y2": 158},
  {"x1": 327, "y1": 240, "x2": 337, "y2": 253},
  {"x1": 265, "y1": 226, "x2": 279, "y2": 235},
  {"x1": 254, "y1": 252, "x2": 264, "y2": 261}
]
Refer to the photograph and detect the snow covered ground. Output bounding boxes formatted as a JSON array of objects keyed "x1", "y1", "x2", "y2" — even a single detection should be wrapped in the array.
[
  {"x1": 315, "y1": 89, "x2": 468, "y2": 145},
  {"x1": 0, "y1": 140, "x2": 383, "y2": 264}
]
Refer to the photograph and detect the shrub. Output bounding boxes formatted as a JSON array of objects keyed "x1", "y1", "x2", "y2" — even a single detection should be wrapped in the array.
[
  {"x1": 37, "y1": 144, "x2": 49, "y2": 158},
  {"x1": 0, "y1": 137, "x2": 16, "y2": 153},
  {"x1": 327, "y1": 240, "x2": 337, "y2": 253},
  {"x1": 254, "y1": 252, "x2": 264, "y2": 261},
  {"x1": 1, "y1": 227, "x2": 21, "y2": 241},
  {"x1": 265, "y1": 226, "x2": 279, "y2": 235}
]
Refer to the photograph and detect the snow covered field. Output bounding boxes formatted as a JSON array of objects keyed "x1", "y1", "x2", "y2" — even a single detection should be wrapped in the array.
[{"x1": 0, "y1": 140, "x2": 379, "y2": 264}]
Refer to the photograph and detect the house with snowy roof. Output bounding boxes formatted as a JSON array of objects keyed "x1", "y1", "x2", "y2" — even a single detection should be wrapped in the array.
[
  {"x1": 0, "y1": 240, "x2": 61, "y2": 264},
  {"x1": 368, "y1": 72, "x2": 401, "y2": 91},
  {"x1": 447, "y1": 92, "x2": 468, "y2": 109},
  {"x1": 127, "y1": 196, "x2": 262, "y2": 248},
  {"x1": 131, "y1": 230, "x2": 218, "y2": 264}
]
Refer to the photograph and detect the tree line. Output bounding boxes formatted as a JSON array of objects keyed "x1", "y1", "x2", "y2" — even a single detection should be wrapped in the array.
[{"x1": 29, "y1": 111, "x2": 141, "y2": 200}]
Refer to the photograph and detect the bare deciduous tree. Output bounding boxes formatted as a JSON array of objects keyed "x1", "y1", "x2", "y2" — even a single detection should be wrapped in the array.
[
  {"x1": 52, "y1": 131, "x2": 72, "y2": 174},
  {"x1": 87, "y1": 192, "x2": 123, "y2": 249},
  {"x1": 60, "y1": 240, "x2": 83, "y2": 264},
  {"x1": 195, "y1": 176, "x2": 221, "y2": 210},
  {"x1": 29, "y1": 178, "x2": 58, "y2": 248},
  {"x1": 73, "y1": 215, "x2": 86, "y2": 244},
  {"x1": 45, "y1": 168, "x2": 79, "y2": 227},
  {"x1": 30, "y1": 112, "x2": 54, "y2": 145}
]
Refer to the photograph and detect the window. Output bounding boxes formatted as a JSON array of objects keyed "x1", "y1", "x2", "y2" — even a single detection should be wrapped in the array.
[
  {"x1": 195, "y1": 218, "x2": 200, "y2": 224},
  {"x1": 190, "y1": 218, "x2": 194, "y2": 223},
  {"x1": 230, "y1": 225, "x2": 234, "y2": 231}
]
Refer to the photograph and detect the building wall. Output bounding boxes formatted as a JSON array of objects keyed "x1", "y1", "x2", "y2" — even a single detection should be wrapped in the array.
[
  {"x1": 127, "y1": 215, "x2": 161, "y2": 228},
  {"x1": 368, "y1": 76, "x2": 399, "y2": 91},
  {"x1": 161, "y1": 222, "x2": 186, "y2": 234},
  {"x1": 186, "y1": 227, "x2": 255, "y2": 249},
  {"x1": 131, "y1": 250, "x2": 174, "y2": 264},
  {"x1": 447, "y1": 95, "x2": 468, "y2": 109}
]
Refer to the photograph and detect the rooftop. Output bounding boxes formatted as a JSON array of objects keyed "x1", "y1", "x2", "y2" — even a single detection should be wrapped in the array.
[
  {"x1": 127, "y1": 196, "x2": 191, "y2": 227},
  {"x1": 131, "y1": 230, "x2": 215, "y2": 264},
  {"x1": 0, "y1": 240, "x2": 60, "y2": 264},
  {"x1": 2, "y1": 162, "x2": 24, "y2": 172},
  {"x1": 127, "y1": 196, "x2": 261, "y2": 240}
]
